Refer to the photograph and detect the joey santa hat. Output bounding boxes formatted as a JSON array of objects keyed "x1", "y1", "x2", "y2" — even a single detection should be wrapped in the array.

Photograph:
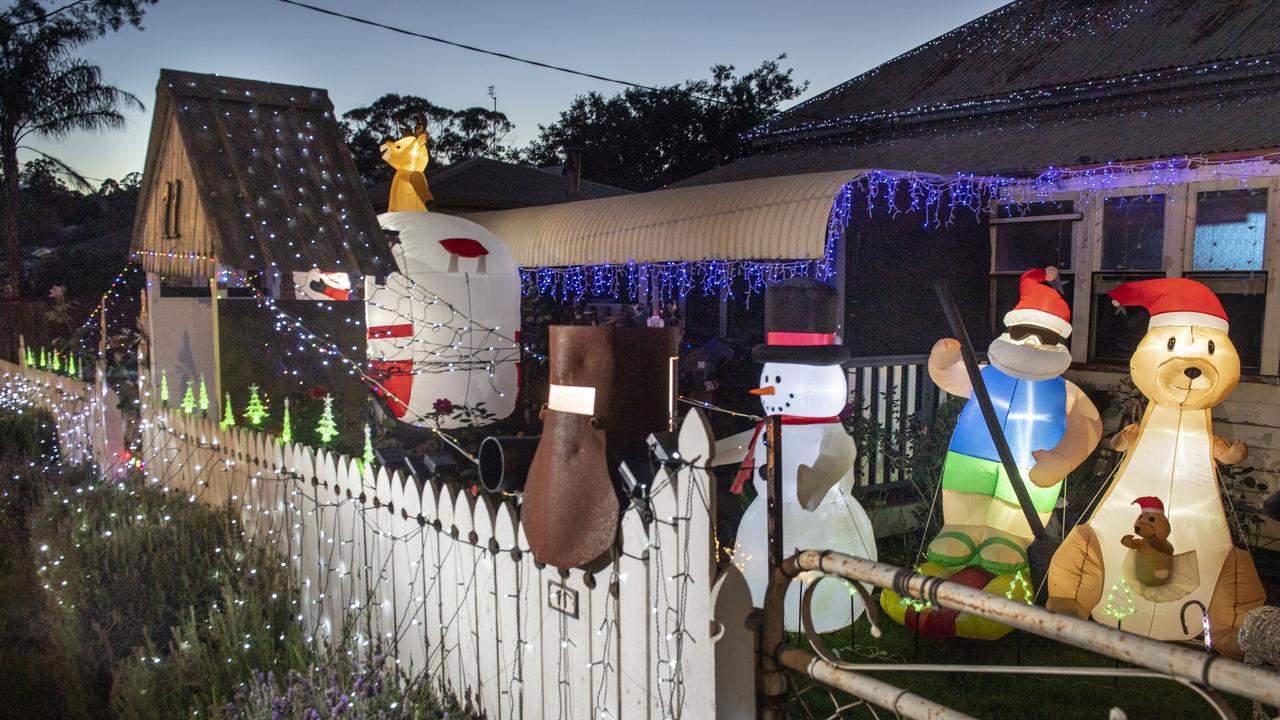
[
  {"x1": 1132, "y1": 496, "x2": 1166, "y2": 515},
  {"x1": 1004, "y1": 267, "x2": 1072, "y2": 338},
  {"x1": 1108, "y1": 278, "x2": 1229, "y2": 333}
]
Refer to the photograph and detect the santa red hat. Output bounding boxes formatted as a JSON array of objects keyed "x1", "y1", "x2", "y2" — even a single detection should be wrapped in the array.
[
  {"x1": 1108, "y1": 278, "x2": 1229, "y2": 333},
  {"x1": 1132, "y1": 496, "x2": 1165, "y2": 515},
  {"x1": 1003, "y1": 267, "x2": 1072, "y2": 338}
]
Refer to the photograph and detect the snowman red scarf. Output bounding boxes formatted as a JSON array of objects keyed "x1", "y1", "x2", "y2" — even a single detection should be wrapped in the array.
[{"x1": 730, "y1": 415, "x2": 842, "y2": 494}]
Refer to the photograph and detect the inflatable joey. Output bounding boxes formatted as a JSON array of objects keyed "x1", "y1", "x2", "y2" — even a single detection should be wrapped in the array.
[
  {"x1": 1120, "y1": 496, "x2": 1173, "y2": 587},
  {"x1": 1047, "y1": 278, "x2": 1266, "y2": 657}
]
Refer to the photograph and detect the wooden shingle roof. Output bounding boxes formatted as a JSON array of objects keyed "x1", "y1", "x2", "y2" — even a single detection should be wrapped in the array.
[{"x1": 132, "y1": 69, "x2": 392, "y2": 277}]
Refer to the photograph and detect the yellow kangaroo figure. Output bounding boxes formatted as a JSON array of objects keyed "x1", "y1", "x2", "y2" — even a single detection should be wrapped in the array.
[{"x1": 382, "y1": 125, "x2": 433, "y2": 212}]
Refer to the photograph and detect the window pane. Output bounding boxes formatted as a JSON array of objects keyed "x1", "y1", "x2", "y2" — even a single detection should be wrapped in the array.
[
  {"x1": 994, "y1": 223, "x2": 1074, "y2": 271},
  {"x1": 1193, "y1": 189, "x2": 1267, "y2": 271},
  {"x1": 1088, "y1": 272, "x2": 1162, "y2": 364},
  {"x1": 1102, "y1": 195, "x2": 1164, "y2": 271}
]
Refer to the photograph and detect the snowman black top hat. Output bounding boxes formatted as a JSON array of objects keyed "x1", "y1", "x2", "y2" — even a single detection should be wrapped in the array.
[{"x1": 752, "y1": 278, "x2": 850, "y2": 365}]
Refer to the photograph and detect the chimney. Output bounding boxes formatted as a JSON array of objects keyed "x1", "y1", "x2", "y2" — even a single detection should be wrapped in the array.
[{"x1": 562, "y1": 147, "x2": 582, "y2": 196}]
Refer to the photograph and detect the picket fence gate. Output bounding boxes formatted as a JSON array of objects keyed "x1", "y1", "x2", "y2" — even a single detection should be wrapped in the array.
[{"x1": 1, "y1": 361, "x2": 758, "y2": 719}]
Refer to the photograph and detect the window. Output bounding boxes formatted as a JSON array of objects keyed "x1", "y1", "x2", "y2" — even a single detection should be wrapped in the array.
[
  {"x1": 162, "y1": 179, "x2": 182, "y2": 239},
  {"x1": 992, "y1": 201, "x2": 1076, "y2": 271},
  {"x1": 991, "y1": 200, "x2": 1079, "y2": 339},
  {"x1": 1101, "y1": 195, "x2": 1164, "y2": 271},
  {"x1": 1192, "y1": 188, "x2": 1266, "y2": 271}
]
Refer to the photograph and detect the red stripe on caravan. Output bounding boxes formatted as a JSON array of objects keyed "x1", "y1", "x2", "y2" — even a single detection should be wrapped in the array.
[{"x1": 367, "y1": 324, "x2": 414, "y2": 339}]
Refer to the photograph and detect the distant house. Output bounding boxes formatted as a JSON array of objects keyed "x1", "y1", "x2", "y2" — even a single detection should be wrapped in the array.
[
  {"x1": 131, "y1": 69, "x2": 389, "y2": 423},
  {"x1": 368, "y1": 156, "x2": 631, "y2": 214}
]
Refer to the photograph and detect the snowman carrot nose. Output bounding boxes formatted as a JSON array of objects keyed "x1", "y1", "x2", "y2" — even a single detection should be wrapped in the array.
[{"x1": 750, "y1": 386, "x2": 776, "y2": 396}]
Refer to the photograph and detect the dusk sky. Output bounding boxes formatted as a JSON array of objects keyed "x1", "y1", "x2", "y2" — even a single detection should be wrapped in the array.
[{"x1": 29, "y1": 0, "x2": 1006, "y2": 182}]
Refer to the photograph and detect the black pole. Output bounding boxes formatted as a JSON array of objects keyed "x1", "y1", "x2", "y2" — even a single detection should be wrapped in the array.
[
  {"x1": 765, "y1": 414, "x2": 784, "y2": 570},
  {"x1": 933, "y1": 280, "x2": 1046, "y2": 539}
]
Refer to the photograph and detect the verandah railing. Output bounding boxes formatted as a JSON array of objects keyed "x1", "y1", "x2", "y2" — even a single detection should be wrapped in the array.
[{"x1": 847, "y1": 354, "x2": 950, "y2": 492}]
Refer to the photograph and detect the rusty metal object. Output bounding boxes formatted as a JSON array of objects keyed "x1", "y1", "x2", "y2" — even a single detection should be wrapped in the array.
[
  {"x1": 757, "y1": 549, "x2": 1280, "y2": 719},
  {"x1": 523, "y1": 326, "x2": 679, "y2": 569}
]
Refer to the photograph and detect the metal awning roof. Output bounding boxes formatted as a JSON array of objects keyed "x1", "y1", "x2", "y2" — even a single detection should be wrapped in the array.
[{"x1": 462, "y1": 169, "x2": 860, "y2": 268}]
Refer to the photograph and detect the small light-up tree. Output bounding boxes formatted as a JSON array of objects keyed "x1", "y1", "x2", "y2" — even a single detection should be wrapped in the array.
[
  {"x1": 51, "y1": 351, "x2": 61, "y2": 373},
  {"x1": 220, "y1": 393, "x2": 236, "y2": 429},
  {"x1": 244, "y1": 385, "x2": 267, "y2": 426},
  {"x1": 1004, "y1": 569, "x2": 1034, "y2": 606},
  {"x1": 66, "y1": 353, "x2": 76, "y2": 378},
  {"x1": 159, "y1": 370, "x2": 169, "y2": 407},
  {"x1": 197, "y1": 374, "x2": 210, "y2": 416},
  {"x1": 360, "y1": 423, "x2": 375, "y2": 472},
  {"x1": 279, "y1": 398, "x2": 292, "y2": 444},
  {"x1": 180, "y1": 379, "x2": 196, "y2": 415},
  {"x1": 38, "y1": 347, "x2": 47, "y2": 369},
  {"x1": 316, "y1": 395, "x2": 338, "y2": 445},
  {"x1": 24, "y1": 346, "x2": 34, "y2": 368},
  {"x1": 1103, "y1": 575, "x2": 1136, "y2": 628}
]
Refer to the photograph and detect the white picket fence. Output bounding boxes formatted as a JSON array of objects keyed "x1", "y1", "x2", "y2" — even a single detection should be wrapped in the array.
[{"x1": 1, "y1": 360, "x2": 757, "y2": 720}]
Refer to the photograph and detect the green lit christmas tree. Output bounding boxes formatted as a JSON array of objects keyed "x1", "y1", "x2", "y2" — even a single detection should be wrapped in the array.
[
  {"x1": 51, "y1": 351, "x2": 61, "y2": 373},
  {"x1": 38, "y1": 347, "x2": 47, "y2": 369},
  {"x1": 279, "y1": 398, "x2": 293, "y2": 444},
  {"x1": 316, "y1": 395, "x2": 338, "y2": 445},
  {"x1": 1103, "y1": 575, "x2": 1136, "y2": 626},
  {"x1": 24, "y1": 346, "x2": 34, "y2": 368},
  {"x1": 360, "y1": 423, "x2": 375, "y2": 473},
  {"x1": 1004, "y1": 569, "x2": 1034, "y2": 606},
  {"x1": 244, "y1": 385, "x2": 267, "y2": 426},
  {"x1": 159, "y1": 370, "x2": 170, "y2": 407},
  {"x1": 198, "y1": 374, "x2": 210, "y2": 416},
  {"x1": 220, "y1": 393, "x2": 236, "y2": 429},
  {"x1": 66, "y1": 354, "x2": 77, "y2": 378},
  {"x1": 180, "y1": 380, "x2": 196, "y2": 414}
]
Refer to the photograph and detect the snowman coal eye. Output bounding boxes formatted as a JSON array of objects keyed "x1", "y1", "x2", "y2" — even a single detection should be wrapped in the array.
[{"x1": 774, "y1": 375, "x2": 781, "y2": 383}]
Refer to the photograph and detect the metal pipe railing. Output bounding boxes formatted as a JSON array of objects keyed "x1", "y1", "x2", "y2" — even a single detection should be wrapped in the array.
[{"x1": 759, "y1": 549, "x2": 1280, "y2": 718}]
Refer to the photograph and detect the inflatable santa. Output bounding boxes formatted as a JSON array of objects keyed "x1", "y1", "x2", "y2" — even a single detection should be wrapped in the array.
[{"x1": 364, "y1": 212, "x2": 520, "y2": 429}]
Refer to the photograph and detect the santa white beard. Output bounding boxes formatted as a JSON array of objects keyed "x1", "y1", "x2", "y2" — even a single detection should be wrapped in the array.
[{"x1": 987, "y1": 333, "x2": 1072, "y2": 381}]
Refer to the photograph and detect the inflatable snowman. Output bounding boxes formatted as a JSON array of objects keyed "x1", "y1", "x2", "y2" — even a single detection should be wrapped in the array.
[
  {"x1": 365, "y1": 212, "x2": 520, "y2": 429},
  {"x1": 732, "y1": 279, "x2": 877, "y2": 632}
]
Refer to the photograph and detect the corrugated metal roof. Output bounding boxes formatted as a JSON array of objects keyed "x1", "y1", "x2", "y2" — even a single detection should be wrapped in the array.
[
  {"x1": 463, "y1": 170, "x2": 857, "y2": 267},
  {"x1": 132, "y1": 69, "x2": 392, "y2": 276},
  {"x1": 676, "y1": 89, "x2": 1280, "y2": 187},
  {"x1": 761, "y1": 0, "x2": 1280, "y2": 139}
]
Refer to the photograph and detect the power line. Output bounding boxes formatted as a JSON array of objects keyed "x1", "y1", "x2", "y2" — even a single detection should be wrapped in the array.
[
  {"x1": 273, "y1": 0, "x2": 726, "y2": 102},
  {"x1": 7, "y1": 0, "x2": 92, "y2": 27}
]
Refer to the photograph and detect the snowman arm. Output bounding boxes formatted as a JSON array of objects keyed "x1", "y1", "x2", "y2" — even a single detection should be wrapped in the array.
[
  {"x1": 927, "y1": 338, "x2": 973, "y2": 398},
  {"x1": 1028, "y1": 382, "x2": 1102, "y2": 487},
  {"x1": 796, "y1": 430, "x2": 857, "y2": 511}
]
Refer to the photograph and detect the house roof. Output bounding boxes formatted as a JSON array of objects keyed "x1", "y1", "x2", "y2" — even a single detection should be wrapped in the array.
[
  {"x1": 677, "y1": 0, "x2": 1280, "y2": 186},
  {"x1": 132, "y1": 69, "x2": 392, "y2": 276},
  {"x1": 368, "y1": 157, "x2": 631, "y2": 213}
]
